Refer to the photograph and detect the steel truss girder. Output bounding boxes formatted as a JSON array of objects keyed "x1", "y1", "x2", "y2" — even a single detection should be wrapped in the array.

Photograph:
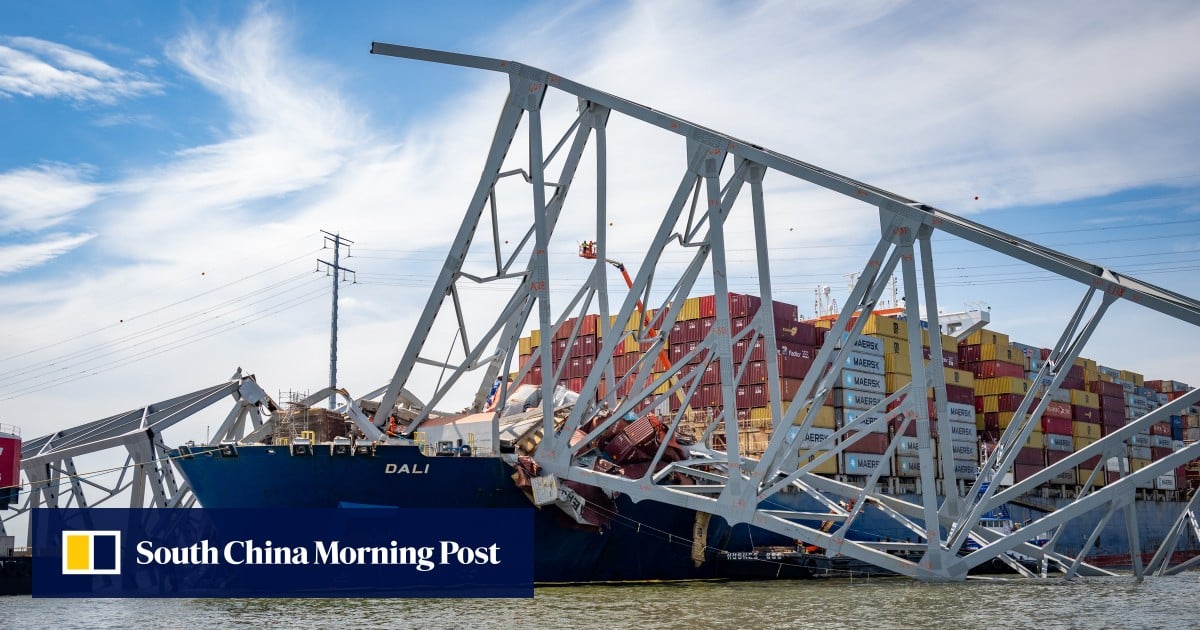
[
  {"x1": 371, "y1": 43, "x2": 1200, "y2": 581},
  {"x1": 3, "y1": 373, "x2": 274, "y2": 543}
]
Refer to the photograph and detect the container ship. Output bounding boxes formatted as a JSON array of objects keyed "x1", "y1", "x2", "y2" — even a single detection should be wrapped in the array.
[{"x1": 172, "y1": 298, "x2": 1200, "y2": 582}]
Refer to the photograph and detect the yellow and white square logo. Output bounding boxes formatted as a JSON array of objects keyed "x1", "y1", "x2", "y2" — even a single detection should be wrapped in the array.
[{"x1": 62, "y1": 530, "x2": 122, "y2": 575}]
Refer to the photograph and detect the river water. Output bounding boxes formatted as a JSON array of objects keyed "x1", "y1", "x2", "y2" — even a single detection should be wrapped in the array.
[{"x1": 5, "y1": 574, "x2": 1199, "y2": 629}]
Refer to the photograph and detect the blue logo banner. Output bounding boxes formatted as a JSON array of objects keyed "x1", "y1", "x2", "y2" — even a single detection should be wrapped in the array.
[{"x1": 33, "y1": 508, "x2": 533, "y2": 597}]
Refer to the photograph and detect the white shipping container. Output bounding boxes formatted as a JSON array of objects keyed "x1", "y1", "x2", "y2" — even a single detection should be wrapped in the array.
[
  {"x1": 841, "y1": 369, "x2": 886, "y2": 394},
  {"x1": 952, "y1": 460, "x2": 978, "y2": 480},
  {"x1": 1106, "y1": 457, "x2": 1129, "y2": 472},
  {"x1": 1157, "y1": 475, "x2": 1178, "y2": 491},
  {"x1": 838, "y1": 410, "x2": 887, "y2": 434},
  {"x1": 1174, "y1": 440, "x2": 1187, "y2": 451},
  {"x1": 896, "y1": 437, "x2": 925, "y2": 457},
  {"x1": 794, "y1": 427, "x2": 836, "y2": 450},
  {"x1": 1130, "y1": 446, "x2": 1152, "y2": 460},
  {"x1": 839, "y1": 333, "x2": 884, "y2": 356},
  {"x1": 1129, "y1": 434, "x2": 1152, "y2": 447},
  {"x1": 1049, "y1": 468, "x2": 1076, "y2": 484},
  {"x1": 1151, "y1": 435, "x2": 1173, "y2": 449},
  {"x1": 842, "y1": 452, "x2": 893, "y2": 476},
  {"x1": 838, "y1": 388, "x2": 886, "y2": 411},
  {"x1": 894, "y1": 455, "x2": 923, "y2": 478},
  {"x1": 945, "y1": 402, "x2": 975, "y2": 423},
  {"x1": 949, "y1": 441, "x2": 977, "y2": 461},
  {"x1": 946, "y1": 422, "x2": 976, "y2": 441},
  {"x1": 1045, "y1": 434, "x2": 1074, "y2": 452},
  {"x1": 843, "y1": 351, "x2": 885, "y2": 374}
]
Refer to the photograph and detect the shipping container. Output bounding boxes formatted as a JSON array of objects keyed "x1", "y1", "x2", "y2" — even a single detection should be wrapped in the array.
[{"x1": 842, "y1": 452, "x2": 893, "y2": 476}]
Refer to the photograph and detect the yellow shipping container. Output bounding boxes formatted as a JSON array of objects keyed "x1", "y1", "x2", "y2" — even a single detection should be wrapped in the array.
[
  {"x1": 886, "y1": 373, "x2": 912, "y2": 393},
  {"x1": 965, "y1": 328, "x2": 1010, "y2": 346},
  {"x1": 1121, "y1": 370, "x2": 1145, "y2": 387},
  {"x1": 798, "y1": 450, "x2": 839, "y2": 475},
  {"x1": 519, "y1": 336, "x2": 532, "y2": 355},
  {"x1": 1131, "y1": 458, "x2": 1150, "y2": 471},
  {"x1": 976, "y1": 411, "x2": 1020, "y2": 430},
  {"x1": 862, "y1": 315, "x2": 929, "y2": 344},
  {"x1": 978, "y1": 395, "x2": 999, "y2": 413},
  {"x1": 1024, "y1": 430, "x2": 1045, "y2": 449},
  {"x1": 940, "y1": 333, "x2": 958, "y2": 352},
  {"x1": 792, "y1": 404, "x2": 837, "y2": 429},
  {"x1": 1099, "y1": 372, "x2": 1114, "y2": 383},
  {"x1": 530, "y1": 329, "x2": 542, "y2": 348},
  {"x1": 1074, "y1": 357, "x2": 1098, "y2": 373},
  {"x1": 885, "y1": 353, "x2": 912, "y2": 375},
  {"x1": 1073, "y1": 423, "x2": 1101, "y2": 440},
  {"x1": 813, "y1": 319, "x2": 833, "y2": 330},
  {"x1": 1069, "y1": 390, "x2": 1099, "y2": 409},
  {"x1": 1074, "y1": 436, "x2": 1098, "y2": 452},
  {"x1": 623, "y1": 336, "x2": 641, "y2": 354},
  {"x1": 979, "y1": 343, "x2": 1026, "y2": 366},
  {"x1": 880, "y1": 337, "x2": 909, "y2": 357},
  {"x1": 1084, "y1": 368, "x2": 1099, "y2": 383},
  {"x1": 749, "y1": 407, "x2": 772, "y2": 420},
  {"x1": 680, "y1": 297, "x2": 702, "y2": 321},
  {"x1": 944, "y1": 367, "x2": 975, "y2": 389},
  {"x1": 976, "y1": 377, "x2": 1031, "y2": 396},
  {"x1": 1079, "y1": 468, "x2": 1104, "y2": 487}
]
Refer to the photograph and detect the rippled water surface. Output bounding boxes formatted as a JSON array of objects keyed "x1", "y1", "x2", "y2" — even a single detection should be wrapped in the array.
[{"x1": 7, "y1": 574, "x2": 1200, "y2": 629}]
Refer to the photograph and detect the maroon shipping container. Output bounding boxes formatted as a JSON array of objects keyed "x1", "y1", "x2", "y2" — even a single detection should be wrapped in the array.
[
  {"x1": 568, "y1": 377, "x2": 584, "y2": 393},
  {"x1": 958, "y1": 344, "x2": 981, "y2": 363},
  {"x1": 1080, "y1": 454, "x2": 1101, "y2": 469},
  {"x1": 1090, "y1": 380, "x2": 1123, "y2": 398},
  {"x1": 778, "y1": 342, "x2": 816, "y2": 379},
  {"x1": 733, "y1": 338, "x2": 767, "y2": 363},
  {"x1": 1016, "y1": 447, "x2": 1043, "y2": 466},
  {"x1": 890, "y1": 417, "x2": 939, "y2": 439},
  {"x1": 1100, "y1": 395, "x2": 1124, "y2": 415},
  {"x1": 727, "y1": 293, "x2": 763, "y2": 318},
  {"x1": 736, "y1": 383, "x2": 768, "y2": 409},
  {"x1": 1151, "y1": 422, "x2": 1171, "y2": 437},
  {"x1": 702, "y1": 362, "x2": 721, "y2": 385},
  {"x1": 1013, "y1": 463, "x2": 1042, "y2": 483},
  {"x1": 942, "y1": 351, "x2": 958, "y2": 368},
  {"x1": 685, "y1": 319, "x2": 702, "y2": 342},
  {"x1": 669, "y1": 322, "x2": 687, "y2": 344},
  {"x1": 775, "y1": 319, "x2": 818, "y2": 346},
  {"x1": 731, "y1": 316, "x2": 751, "y2": 336},
  {"x1": 1041, "y1": 417, "x2": 1073, "y2": 436},
  {"x1": 946, "y1": 384, "x2": 974, "y2": 406},
  {"x1": 966, "y1": 360, "x2": 1025, "y2": 379},
  {"x1": 1045, "y1": 449, "x2": 1071, "y2": 465},
  {"x1": 845, "y1": 431, "x2": 889, "y2": 455},
  {"x1": 1099, "y1": 408, "x2": 1127, "y2": 428},
  {"x1": 669, "y1": 343, "x2": 686, "y2": 365},
  {"x1": 738, "y1": 360, "x2": 768, "y2": 386},
  {"x1": 1072, "y1": 405, "x2": 1098, "y2": 423},
  {"x1": 1151, "y1": 447, "x2": 1171, "y2": 460},
  {"x1": 555, "y1": 317, "x2": 578, "y2": 341}
]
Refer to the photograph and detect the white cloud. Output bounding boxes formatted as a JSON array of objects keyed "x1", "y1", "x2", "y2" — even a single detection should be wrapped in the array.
[
  {"x1": 0, "y1": 165, "x2": 106, "y2": 232},
  {"x1": 0, "y1": 232, "x2": 94, "y2": 274},
  {"x1": 0, "y1": 36, "x2": 161, "y2": 103}
]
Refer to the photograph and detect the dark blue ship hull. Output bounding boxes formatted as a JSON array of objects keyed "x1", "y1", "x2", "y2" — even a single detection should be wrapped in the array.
[
  {"x1": 173, "y1": 444, "x2": 868, "y2": 582},
  {"x1": 174, "y1": 444, "x2": 1200, "y2": 582}
]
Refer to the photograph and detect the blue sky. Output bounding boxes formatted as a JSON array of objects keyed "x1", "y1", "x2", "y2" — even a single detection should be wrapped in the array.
[{"x1": 2, "y1": 0, "x2": 1200, "y2": 440}]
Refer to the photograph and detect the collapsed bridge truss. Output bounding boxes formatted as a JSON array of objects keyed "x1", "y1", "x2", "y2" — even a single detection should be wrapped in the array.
[{"x1": 368, "y1": 43, "x2": 1200, "y2": 581}]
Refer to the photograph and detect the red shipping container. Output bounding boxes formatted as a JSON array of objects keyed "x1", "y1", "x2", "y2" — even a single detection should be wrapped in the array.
[
  {"x1": 670, "y1": 343, "x2": 686, "y2": 365},
  {"x1": 699, "y1": 295, "x2": 716, "y2": 318},
  {"x1": 731, "y1": 316, "x2": 751, "y2": 336},
  {"x1": 581, "y1": 355, "x2": 595, "y2": 378},
  {"x1": 773, "y1": 299, "x2": 799, "y2": 323},
  {"x1": 1079, "y1": 454, "x2": 1101, "y2": 469},
  {"x1": 581, "y1": 314, "x2": 598, "y2": 336},
  {"x1": 1101, "y1": 395, "x2": 1124, "y2": 414},
  {"x1": 1151, "y1": 447, "x2": 1171, "y2": 460},
  {"x1": 967, "y1": 360, "x2": 1025, "y2": 379},
  {"x1": 681, "y1": 319, "x2": 699, "y2": 342},
  {"x1": 669, "y1": 322, "x2": 687, "y2": 344},
  {"x1": 778, "y1": 342, "x2": 816, "y2": 379},
  {"x1": 700, "y1": 317, "x2": 715, "y2": 339},
  {"x1": 555, "y1": 317, "x2": 578, "y2": 340},
  {"x1": 568, "y1": 377, "x2": 584, "y2": 393},
  {"x1": 1041, "y1": 417, "x2": 1073, "y2": 436},
  {"x1": 702, "y1": 362, "x2": 721, "y2": 385},
  {"x1": 1151, "y1": 423, "x2": 1171, "y2": 437},
  {"x1": 889, "y1": 417, "x2": 939, "y2": 439},
  {"x1": 1044, "y1": 400, "x2": 1073, "y2": 419},
  {"x1": 958, "y1": 344, "x2": 982, "y2": 363}
]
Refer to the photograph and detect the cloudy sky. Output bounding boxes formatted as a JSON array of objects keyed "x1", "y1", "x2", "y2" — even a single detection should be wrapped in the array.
[{"x1": 2, "y1": 0, "x2": 1199, "y2": 449}]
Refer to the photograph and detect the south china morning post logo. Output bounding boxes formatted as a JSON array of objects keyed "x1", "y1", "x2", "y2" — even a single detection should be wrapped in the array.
[
  {"x1": 35, "y1": 507, "x2": 533, "y2": 597},
  {"x1": 61, "y1": 530, "x2": 122, "y2": 575}
]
